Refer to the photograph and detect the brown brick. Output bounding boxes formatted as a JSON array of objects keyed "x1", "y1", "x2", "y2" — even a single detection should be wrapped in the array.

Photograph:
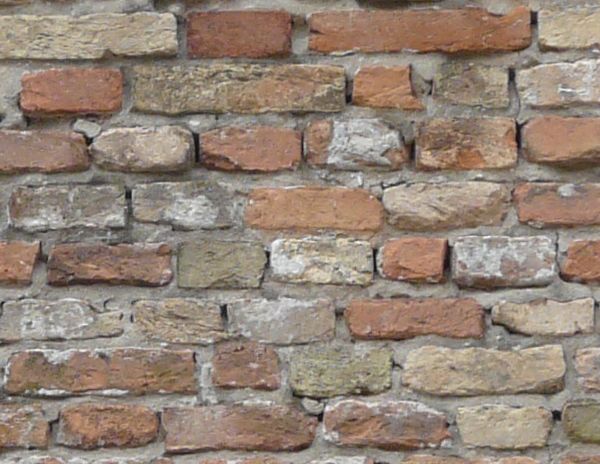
[
  {"x1": 163, "y1": 404, "x2": 317, "y2": 452},
  {"x1": 21, "y1": 68, "x2": 123, "y2": 117},
  {"x1": 187, "y1": 11, "x2": 291, "y2": 58},
  {"x1": 47, "y1": 243, "x2": 172, "y2": 287},
  {"x1": 245, "y1": 187, "x2": 383, "y2": 232},
  {"x1": 563, "y1": 456, "x2": 600, "y2": 464},
  {"x1": 353, "y1": 66, "x2": 423, "y2": 110},
  {"x1": 562, "y1": 240, "x2": 600, "y2": 283},
  {"x1": 212, "y1": 341, "x2": 280, "y2": 391},
  {"x1": 405, "y1": 457, "x2": 538, "y2": 464},
  {"x1": 201, "y1": 126, "x2": 301, "y2": 172},
  {"x1": 5, "y1": 349, "x2": 197, "y2": 396},
  {"x1": 309, "y1": 7, "x2": 531, "y2": 54},
  {"x1": 378, "y1": 237, "x2": 447, "y2": 283},
  {"x1": 346, "y1": 298, "x2": 485, "y2": 340},
  {"x1": 0, "y1": 131, "x2": 89, "y2": 174},
  {"x1": 0, "y1": 404, "x2": 49, "y2": 450},
  {"x1": 0, "y1": 241, "x2": 40, "y2": 286},
  {"x1": 57, "y1": 403, "x2": 158, "y2": 449}
]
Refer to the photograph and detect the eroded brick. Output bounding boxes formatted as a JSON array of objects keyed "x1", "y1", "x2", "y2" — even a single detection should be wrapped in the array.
[
  {"x1": 0, "y1": 241, "x2": 40, "y2": 286},
  {"x1": 539, "y1": 9, "x2": 600, "y2": 50},
  {"x1": 562, "y1": 240, "x2": 600, "y2": 283},
  {"x1": 0, "y1": 404, "x2": 49, "y2": 450},
  {"x1": 378, "y1": 237, "x2": 447, "y2": 283},
  {"x1": 563, "y1": 401, "x2": 600, "y2": 443},
  {"x1": 352, "y1": 66, "x2": 423, "y2": 110}
]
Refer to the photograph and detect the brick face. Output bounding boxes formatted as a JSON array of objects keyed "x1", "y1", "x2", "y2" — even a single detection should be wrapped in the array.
[{"x1": 352, "y1": 66, "x2": 424, "y2": 110}]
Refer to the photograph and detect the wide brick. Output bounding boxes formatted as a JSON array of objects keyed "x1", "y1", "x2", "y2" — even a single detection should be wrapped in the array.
[
  {"x1": 492, "y1": 299, "x2": 595, "y2": 336},
  {"x1": 323, "y1": 399, "x2": 449, "y2": 450},
  {"x1": 452, "y1": 236, "x2": 557, "y2": 288},
  {"x1": 416, "y1": 118, "x2": 517, "y2": 170},
  {"x1": 403, "y1": 345, "x2": 565, "y2": 396},
  {"x1": 539, "y1": 9, "x2": 600, "y2": 50},
  {"x1": 228, "y1": 297, "x2": 335, "y2": 345},
  {"x1": 21, "y1": 68, "x2": 123, "y2": 117},
  {"x1": 132, "y1": 64, "x2": 345, "y2": 115},
  {"x1": 5, "y1": 349, "x2": 196, "y2": 396},
  {"x1": 305, "y1": 119, "x2": 408, "y2": 170},
  {"x1": 57, "y1": 403, "x2": 158, "y2": 449},
  {"x1": 346, "y1": 298, "x2": 485, "y2": 340},
  {"x1": 575, "y1": 349, "x2": 600, "y2": 391},
  {"x1": 564, "y1": 401, "x2": 600, "y2": 443},
  {"x1": 0, "y1": 241, "x2": 40, "y2": 286},
  {"x1": 47, "y1": 243, "x2": 172, "y2": 287},
  {"x1": 91, "y1": 126, "x2": 194, "y2": 172},
  {"x1": 352, "y1": 66, "x2": 424, "y2": 110},
  {"x1": 518, "y1": 60, "x2": 600, "y2": 108},
  {"x1": 163, "y1": 404, "x2": 317, "y2": 452},
  {"x1": 404, "y1": 457, "x2": 538, "y2": 464},
  {"x1": 562, "y1": 240, "x2": 600, "y2": 283},
  {"x1": 562, "y1": 456, "x2": 600, "y2": 464},
  {"x1": 245, "y1": 187, "x2": 383, "y2": 232},
  {"x1": 187, "y1": 11, "x2": 291, "y2": 58},
  {"x1": 0, "y1": 404, "x2": 49, "y2": 450},
  {"x1": 271, "y1": 237, "x2": 373, "y2": 285},
  {"x1": 309, "y1": 7, "x2": 531, "y2": 54},
  {"x1": 433, "y1": 63, "x2": 509, "y2": 108},
  {"x1": 457, "y1": 406, "x2": 552, "y2": 449},
  {"x1": 0, "y1": 299, "x2": 123, "y2": 343},
  {"x1": 0, "y1": 13, "x2": 177, "y2": 59},
  {"x1": 523, "y1": 116, "x2": 600, "y2": 165},
  {"x1": 132, "y1": 181, "x2": 232, "y2": 230},
  {"x1": 0, "y1": 131, "x2": 89, "y2": 174},
  {"x1": 212, "y1": 341, "x2": 280, "y2": 390},
  {"x1": 201, "y1": 126, "x2": 301, "y2": 172},
  {"x1": 290, "y1": 345, "x2": 392, "y2": 398},
  {"x1": 178, "y1": 241, "x2": 266, "y2": 289},
  {"x1": 9, "y1": 185, "x2": 125, "y2": 232},
  {"x1": 378, "y1": 237, "x2": 447, "y2": 283},
  {"x1": 383, "y1": 182, "x2": 509, "y2": 231}
]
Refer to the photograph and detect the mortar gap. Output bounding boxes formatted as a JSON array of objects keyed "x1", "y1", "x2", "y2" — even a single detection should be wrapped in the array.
[
  {"x1": 552, "y1": 410, "x2": 562, "y2": 421},
  {"x1": 531, "y1": 10, "x2": 538, "y2": 26},
  {"x1": 193, "y1": 132, "x2": 201, "y2": 164},
  {"x1": 220, "y1": 304, "x2": 228, "y2": 322}
]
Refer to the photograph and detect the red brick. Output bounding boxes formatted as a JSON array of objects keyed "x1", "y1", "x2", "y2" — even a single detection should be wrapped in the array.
[
  {"x1": 245, "y1": 187, "x2": 383, "y2": 232},
  {"x1": 201, "y1": 126, "x2": 301, "y2": 172},
  {"x1": 0, "y1": 404, "x2": 49, "y2": 450},
  {"x1": 309, "y1": 7, "x2": 531, "y2": 54},
  {"x1": 21, "y1": 68, "x2": 123, "y2": 117},
  {"x1": 562, "y1": 240, "x2": 600, "y2": 283},
  {"x1": 346, "y1": 298, "x2": 485, "y2": 340},
  {"x1": 0, "y1": 241, "x2": 40, "y2": 286},
  {"x1": 47, "y1": 243, "x2": 172, "y2": 287},
  {"x1": 187, "y1": 11, "x2": 292, "y2": 58},
  {"x1": 353, "y1": 66, "x2": 424, "y2": 110},
  {"x1": 379, "y1": 237, "x2": 447, "y2": 283}
]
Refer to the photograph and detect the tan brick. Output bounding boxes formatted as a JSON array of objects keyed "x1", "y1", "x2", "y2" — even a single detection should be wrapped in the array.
[
  {"x1": 562, "y1": 240, "x2": 600, "y2": 283},
  {"x1": 539, "y1": 9, "x2": 600, "y2": 50},
  {"x1": 575, "y1": 349, "x2": 600, "y2": 392},
  {"x1": 378, "y1": 237, "x2": 447, "y2": 283},
  {"x1": 563, "y1": 401, "x2": 600, "y2": 443},
  {"x1": 352, "y1": 66, "x2": 423, "y2": 110},
  {"x1": 0, "y1": 404, "x2": 49, "y2": 450},
  {"x1": 0, "y1": 241, "x2": 40, "y2": 286},
  {"x1": 404, "y1": 457, "x2": 539, "y2": 464}
]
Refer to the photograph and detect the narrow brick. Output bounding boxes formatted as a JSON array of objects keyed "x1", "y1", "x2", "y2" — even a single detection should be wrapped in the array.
[
  {"x1": 47, "y1": 243, "x2": 172, "y2": 287},
  {"x1": 0, "y1": 404, "x2": 49, "y2": 450},
  {"x1": 187, "y1": 11, "x2": 291, "y2": 58},
  {"x1": 575, "y1": 349, "x2": 600, "y2": 392},
  {"x1": 564, "y1": 401, "x2": 600, "y2": 443},
  {"x1": 352, "y1": 66, "x2": 424, "y2": 110},
  {"x1": 562, "y1": 240, "x2": 600, "y2": 283},
  {"x1": 21, "y1": 68, "x2": 123, "y2": 117},
  {"x1": 346, "y1": 298, "x2": 485, "y2": 340},
  {"x1": 539, "y1": 9, "x2": 600, "y2": 50},
  {"x1": 0, "y1": 241, "x2": 40, "y2": 286},
  {"x1": 378, "y1": 237, "x2": 447, "y2": 283}
]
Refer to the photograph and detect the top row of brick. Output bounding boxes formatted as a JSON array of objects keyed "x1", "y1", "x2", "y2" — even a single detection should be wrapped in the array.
[{"x1": 0, "y1": 8, "x2": 598, "y2": 60}]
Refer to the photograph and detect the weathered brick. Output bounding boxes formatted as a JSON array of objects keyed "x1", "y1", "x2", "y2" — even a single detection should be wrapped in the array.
[
  {"x1": 403, "y1": 345, "x2": 565, "y2": 396},
  {"x1": 575, "y1": 349, "x2": 600, "y2": 391},
  {"x1": 352, "y1": 66, "x2": 424, "y2": 110},
  {"x1": 309, "y1": 7, "x2": 531, "y2": 54},
  {"x1": 0, "y1": 404, "x2": 49, "y2": 450},
  {"x1": 539, "y1": 9, "x2": 600, "y2": 50},
  {"x1": 404, "y1": 457, "x2": 538, "y2": 464},
  {"x1": 5, "y1": 349, "x2": 196, "y2": 396},
  {"x1": 0, "y1": 131, "x2": 89, "y2": 174},
  {"x1": 378, "y1": 237, "x2": 447, "y2": 283},
  {"x1": 562, "y1": 240, "x2": 600, "y2": 283},
  {"x1": 271, "y1": 237, "x2": 373, "y2": 285},
  {"x1": 246, "y1": 187, "x2": 383, "y2": 232},
  {"x1": 346, "y1": 298, "x2": 485, "y2": 340},
  {"x1": 305, "y1": 119, "x2": 408, "y2": 170},
  {"x1": 383, "y1": 182, "x2": 509, "y2": 231},
  {"x1": 523, "y1": 116, "x2": 600, "y2": 165},
  {"x1": 91, "y1": 126, "x2": 194, "y2": 172},
  {"x1": 562, "y1": 456, "x2": 600, "y2": 464},
  {"x1": 457, "y1": 406, "x2": 552, "y2": 449},
  {"x1": 212, "y1": 341, "x2": 280, "y2": 390},
  {"x1": 47, "y1": 243, "x2": 172, "y2": 287},
  {"x1": 323, "y1": 399, "x2": 450, "y2": 450},
  {"x1": 0, "y1": 299, "x2": 123, "y2": 343},
  {"x1": 0, "y1": 241, "x2": 40, "y2": 286},
  {"x1": 563, "y1": 401, "x2": 600, "y2": 443},
  {"x1": 199, "y1": 459, "x2": 284, "y2": 464},
  {"x1": 518, "y1": 60, "x2": 600, "y2": 108},
  {"x1": 0, "y1": 13, "x2": 177, "y2": 59},
  {"x1": 228, "y1": 297, "x2": 335, "y2": 345},
  {"x1": 57, "y1": 403, "x2": 158, "y2": 449},
  {"x1": 452, "y1": 236, "x2": 557, "y2": 288},
  {"x1": 132, "y1": 64, "x2": 345, "y2": 115},
  {"x1": 9, "y1": 185, "x2": 126, "y2": 232},
  {"x1": 433, "y1": 63, "x2": 509, "y2": 108},
  {"x1": 163, "y1": 404, "x2": 317, "y2": 452},
  {"x1": 201, "y1": 126, "x2": 301, "y2": 172},
  {"x1": 133, "y1": 298, "x2": 227, "y2": 344},
  {"x1": 492, "y1": 299, "x2": 595, "y2": 336},
  {"x1": 187, "y1": 11, "x2": 291, "y2": 58},
  {"x1": 132, "y1": 181, "x2": 232, "y2": 230},
  {"x1": 21, "y1": 68, "x2": 123, "y2": 117},
  {"x1": 416, "y1": 118, "x2": 517, "y2": 170}
]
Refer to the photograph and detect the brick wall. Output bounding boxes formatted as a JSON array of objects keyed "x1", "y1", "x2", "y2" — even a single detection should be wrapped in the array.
[{"x1": 0, "y1": 0, "x2": 599, "y2": 463}]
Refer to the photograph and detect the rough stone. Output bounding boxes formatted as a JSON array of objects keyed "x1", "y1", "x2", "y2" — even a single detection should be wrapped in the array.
[
  {"x1": 73, "y1": 119, "x2": 102, "y2": 139},
  {"x1": 378, "y1": 237, "x2": 447, "y2": 283},
  {"x1": 563, "y1": 401, "x2": 600, "y2": 443},
  {"x1": 0, "y1": 241, "x2": 40, "y2": 286},
  {"x1": 0, "y1": 404, "x2": 49, "y2": 450},
  {"x1": 575, "y1": 349, "x2": 600, "y2": 391},
  {"x1": 539, "y1": 9, "x2": 600, "y2": 50},
  {"x1": 561, "y1": 240, "x2": 600, "y2": 283},
  {"x1": 352, "y1": 66, "x2": 424, "y2": 110}
]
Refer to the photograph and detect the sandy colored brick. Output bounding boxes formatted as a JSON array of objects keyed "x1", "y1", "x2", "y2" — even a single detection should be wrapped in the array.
[
  {"x1": 562, "y1": 240, "x2": 600, "y2": 283},
  {"x1": 378, "y1": 237, "x2": 447, "y2": 283},
  {"x1": 404, "y1": 457, "x2": 538, "y2": 464},
  {"x1": 0, "y1": 241, "x2": 40, "y2": 286},
  {"x1": 562, "y1": 456, "x2": 600, "y2": 464},
  {"x1": 0, "y1": 404, "x2": 49, "y2": 450},
  {"x1": 564, "y1": 402, "x2": 600, "y2": 443},
  {"x1": 539, "y1": 9, "x2": 600, "y2": 50},
  {"x1": 352, "y1": 66, "x2": 423, "y2": 110},
  {"x1": 575, "y1": 349, "x2": 600, "y2": 392}
]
